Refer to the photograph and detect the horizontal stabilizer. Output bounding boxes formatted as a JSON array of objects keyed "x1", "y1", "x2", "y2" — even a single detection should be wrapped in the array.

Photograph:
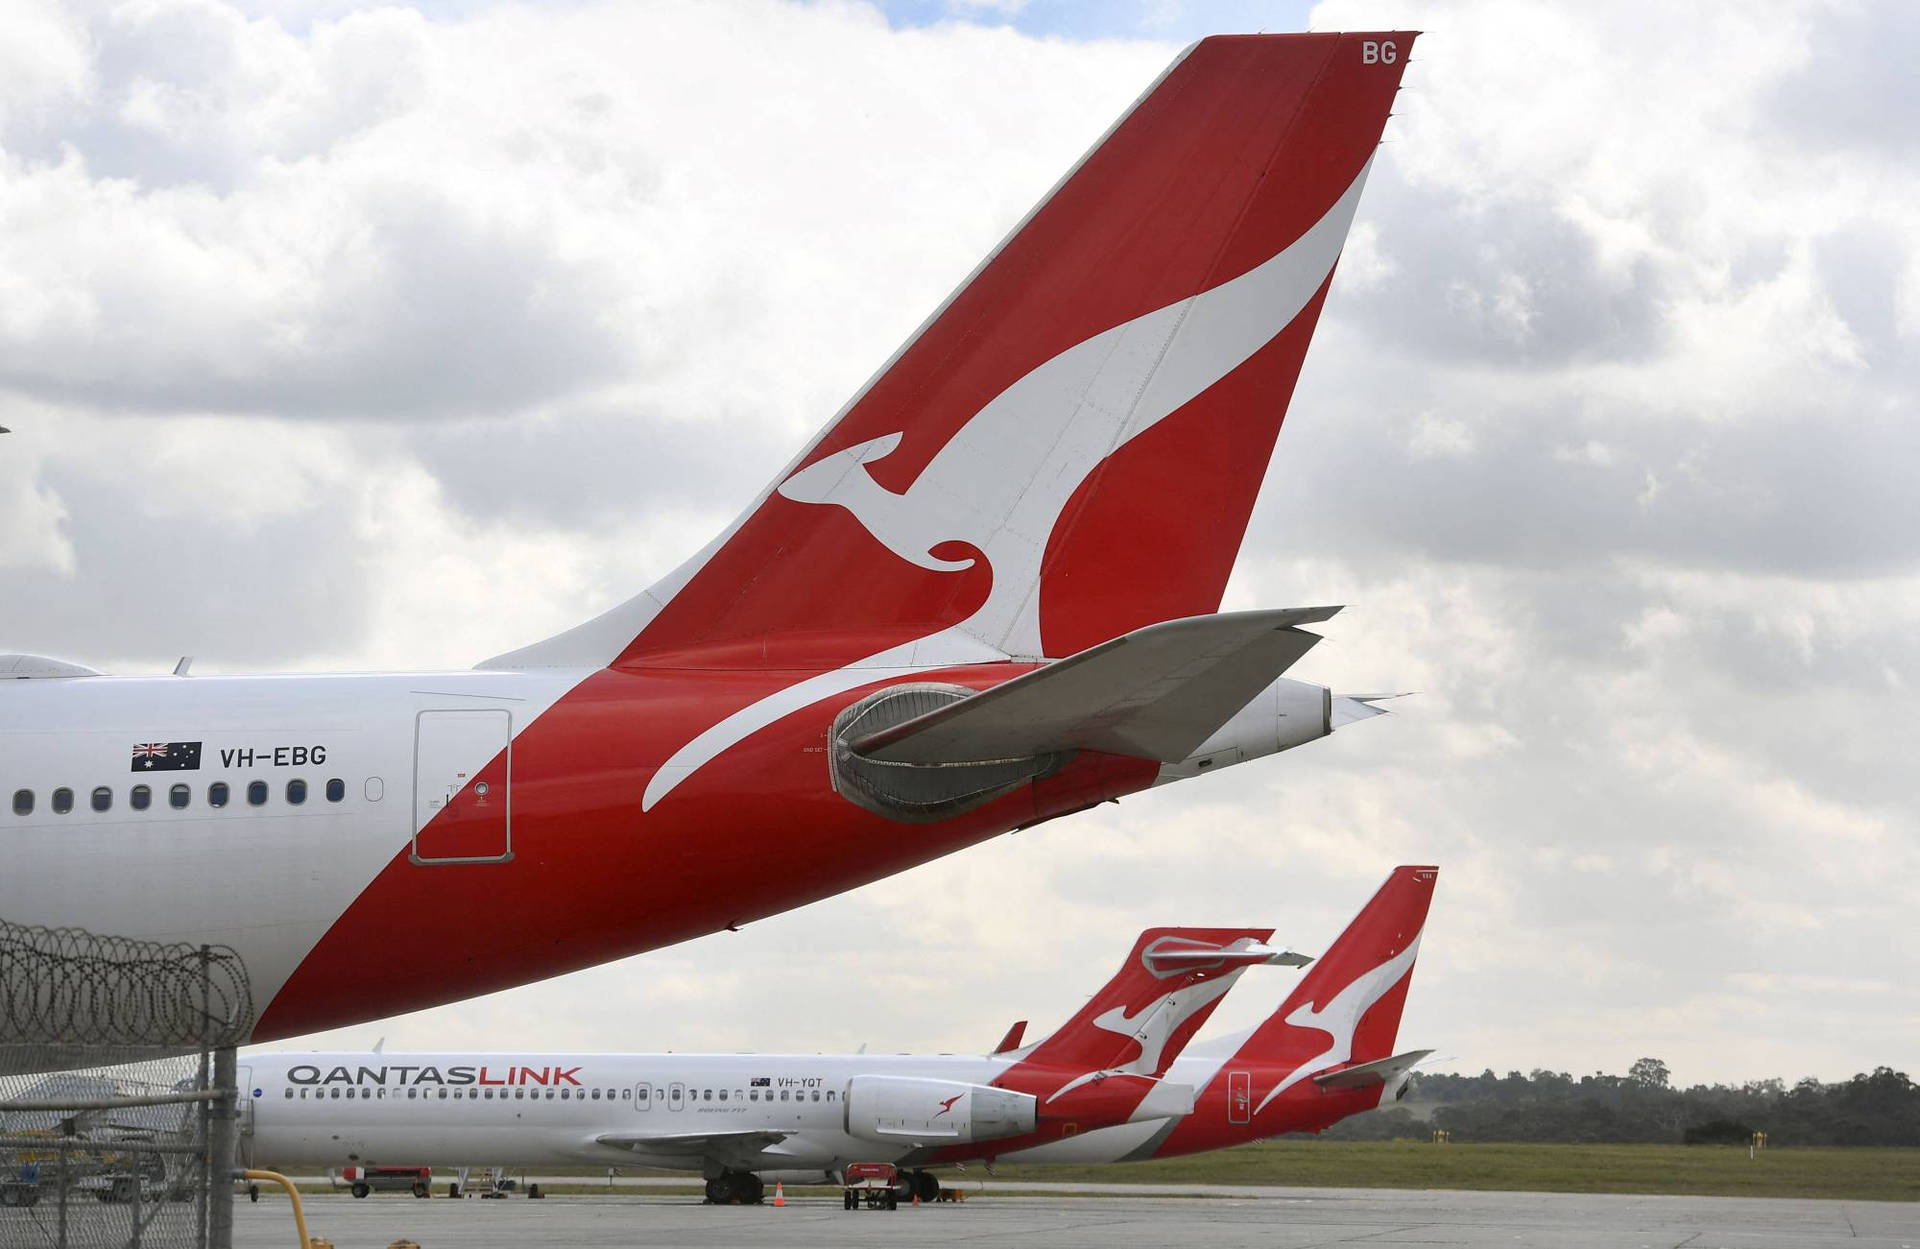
[
  {"x1": 853, "y1": 607, "x2": 1339, "y2": 765},
  {"x1": 1311, "y1": 1048, "x2": 1433, "y2": 1091},
  {"x1": 1145, "y1": 942, "x2": 1314, "y2": 971}
]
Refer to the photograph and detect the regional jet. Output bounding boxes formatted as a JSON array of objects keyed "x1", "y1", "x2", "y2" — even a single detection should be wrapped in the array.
[{"x1": 240, "y1": 868, "x2": 1435, "y2": 1201}]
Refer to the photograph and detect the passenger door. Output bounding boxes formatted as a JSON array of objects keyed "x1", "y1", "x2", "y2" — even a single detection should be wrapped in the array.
[
  {"x1": 411, "y1": 709, "x2": 512, "y2": 864},
  {"x1": 1226, "y1": 1070, "x2": 1251, "y2": 1125}
]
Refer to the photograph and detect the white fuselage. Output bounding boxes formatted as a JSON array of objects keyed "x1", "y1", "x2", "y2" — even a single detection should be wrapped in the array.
[
  {"x1": 0, "y1": 671, "x2": 586, "y2": 1013},
  {"x1": 240, "y1": 1049, "x2": 1235, "y2": 1174}
]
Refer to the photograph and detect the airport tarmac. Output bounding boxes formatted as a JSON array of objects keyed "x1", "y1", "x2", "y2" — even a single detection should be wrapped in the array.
[{"x1": 227, "y1": 1185, "x2": 1919, "y2": 1248}]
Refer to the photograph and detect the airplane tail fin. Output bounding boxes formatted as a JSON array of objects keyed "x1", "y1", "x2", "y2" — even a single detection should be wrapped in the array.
[
  {"x1": 484, "y1": 33, "x2": 1415, "y2": 673},
  {"x1": 1225, "y1": 866, "x2": 1436, "y2": 1097},
  {"x1": 1008, "y1": 926, "x2": 1298, "y2": 1077}
]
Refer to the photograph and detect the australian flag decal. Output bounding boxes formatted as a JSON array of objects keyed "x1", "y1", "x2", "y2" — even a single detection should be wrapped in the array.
[{"x1": 130, "y1": 742, "x2": 202, "y2": 773}]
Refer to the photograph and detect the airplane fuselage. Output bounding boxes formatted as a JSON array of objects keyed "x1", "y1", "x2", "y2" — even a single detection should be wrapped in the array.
[
  {"x1": 241, "y1": 1045, "x2": 1386, "y2": 1176},
  {"x1": 0, "y1": 661, "x2": 1202, "y2": 1038}
]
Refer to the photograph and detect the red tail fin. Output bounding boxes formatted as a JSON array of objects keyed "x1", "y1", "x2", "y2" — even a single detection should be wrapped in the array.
[
  {"x1": 1230, "y1": 867, "x2": 1436, "y2": 1081},
  {"x1": 1010, "y1": 926, "x2": 1279, "y2": 1077},
  {"x1": 486, "y1": 33, "x2": 1415, "y2": 673}
]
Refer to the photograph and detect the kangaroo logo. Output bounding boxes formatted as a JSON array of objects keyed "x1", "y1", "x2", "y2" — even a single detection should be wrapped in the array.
[
  {"x1": 932, "y1": 1093, "x2": 963, "y2": 1119},
  {"x1": 1251, "y1": 934, "x2": 1422, "y2": 1116},
  {"x1": 642, "y1": 162, "x2": 1375, "y2": 811},
  {"x1": 1046, "y1": 975, "x2": 1241, "y2": 1103}
]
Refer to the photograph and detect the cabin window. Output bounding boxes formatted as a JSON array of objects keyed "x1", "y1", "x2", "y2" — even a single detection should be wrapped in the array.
[
  {"x1": 12, "y1": 789, "x2": 32, "y2": 816},
  {"x1": 560, "y1": 1089, "x2": 570, "y2": 1100},
  {"x1": 717, "y1": 1089, "x2": 727, "y2": 1102},
  {"x1": 329, "y1": 1088, "x2": 340, "y2": 1100},
  {"x1": 52, "y1": 788, "x2": 73, "y2": 814},
  {"x1": 130, "y1": 785, "x2": 151, "y2": 811},
  {"x1": 326, "y1": 778, "x2": 346, "y2": 803},
  {"x1": 622, "y1": 1089, "x2": 631, "y2": 1100},
  {"x1": 287, "y1": 778, "x2": 307, "y2": 805},
  {"x1": 437, "y1": 1089, "x2": 447, "y2": 1100},
  {"x1": 637, "y1": 1087, "x2": 649, "y2": 1103},
  {"x1": 483, "y1": 1088, "x2": 494, "y2": 1100},
  {"x1": 407, "y1": 1089, "x2": 417, "y2": 1100},
  {"x1": 90, "y1": 786, "x2": 112, "y2": 812},
  {"x1": 826, "y1": 1090, "x2": 836, "y2": 1102},
  {"x1": 346, "y1": 1088, "x2": 356, "y2": 1099},
  {"x1": 208, "y1": 782, "x2": 229, "y2": 808},
  {"x1": 514, "y1": 1088, "x2": 524, "y2": 1100},
  {"x1": 811, "y1": 1090, "x2": 820, "y2": 1102},
  {"x1": 703, "y1": 1089, "x2": 712, "y2": 1102},
  {"x1": 284, "y1": 1089, "x2": 293, "y2": 1099},
  {"x1": 247, "y1": 780, "x2": 268, "y2": 806},
  {"x1": 170, "y1": 784, "x2": 191, "y2": 810},
  {"x1": 591, "y1": 1089, "x2": 602, "y2": 1101}
]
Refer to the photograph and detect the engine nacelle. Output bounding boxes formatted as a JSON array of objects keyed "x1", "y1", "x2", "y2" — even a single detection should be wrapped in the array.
[{"x1": 843, "y1": 1076, "x2": 1036, "y2": 1144}]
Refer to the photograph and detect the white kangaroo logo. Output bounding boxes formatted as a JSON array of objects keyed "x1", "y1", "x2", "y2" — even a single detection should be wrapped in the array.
[
  {"x1": 1252, "y1": 933, "x2": 1422, "y2": 1115},
  {"x1": 1045, "y1": 971, "x2": 1243, "y2": 1103},
  {"x1": 642, "y1": 162, "x2": 1374, "y2": 811}
]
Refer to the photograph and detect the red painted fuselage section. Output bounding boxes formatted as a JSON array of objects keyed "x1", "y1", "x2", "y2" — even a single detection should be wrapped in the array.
[{"x1": 257, "y1": 661, "x2": 1157, "y2": 1039}]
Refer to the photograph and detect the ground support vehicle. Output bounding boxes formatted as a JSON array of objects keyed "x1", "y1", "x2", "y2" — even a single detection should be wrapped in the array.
[
  {"x1": 0, "y1": 1162, "x2": 42, "y2": 1208},
  {"x1": 335, "y1": 1164, "x2": 432, "y2": 1199},
  {"x1": 842, "y1": 1162, "x2": 898, "y2": 1211}
]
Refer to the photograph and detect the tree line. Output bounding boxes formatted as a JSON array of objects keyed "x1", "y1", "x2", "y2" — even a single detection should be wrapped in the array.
[{"x1": 1310, "y1": 1060, "x2": 1920, "y2": 1146}]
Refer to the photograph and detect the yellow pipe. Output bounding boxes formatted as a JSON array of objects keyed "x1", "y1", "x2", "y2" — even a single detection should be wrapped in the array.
[{"x1": 242, "y1": 1169, "x2": 318, "y2": 1249}]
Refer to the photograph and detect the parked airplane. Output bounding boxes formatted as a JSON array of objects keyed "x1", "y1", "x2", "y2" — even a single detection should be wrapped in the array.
[
  {"x1": 242, "y1": 868, "x2": 1434, "y2": 1202},
  {"x1": 1, "y1": 32, "x2": 1417, "y2": 1043}
]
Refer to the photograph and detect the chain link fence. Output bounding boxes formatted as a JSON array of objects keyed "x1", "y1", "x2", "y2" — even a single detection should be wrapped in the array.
[{"x1": 0, "y1": 920, "x2": 253, "y2": 1249}]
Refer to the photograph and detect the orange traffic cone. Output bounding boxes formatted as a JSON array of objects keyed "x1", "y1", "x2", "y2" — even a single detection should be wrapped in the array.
[
  {"x1": 913, "y1": 1191, "x2": 921, "y2": 1207},
  {"x1": 772, "y1": 1182, "x2": 785, "y2": 1207}
]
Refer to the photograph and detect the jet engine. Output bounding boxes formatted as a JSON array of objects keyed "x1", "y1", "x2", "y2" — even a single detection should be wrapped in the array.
[
  {"x1": 843, "y1": 1076, "x2": 1037, "y2": 1144},
  {"x1": 829, "y1": 684, "x2": 1063, "y2": 822}
]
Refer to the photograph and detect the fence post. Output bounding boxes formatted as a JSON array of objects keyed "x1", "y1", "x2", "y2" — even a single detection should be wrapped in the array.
[
  {"x1": 197, "y1": 944, "x2": 213, "y2": 1249},
  {"x1": 208, "y1": 1046, "x2": 237, "y2": 1249}
]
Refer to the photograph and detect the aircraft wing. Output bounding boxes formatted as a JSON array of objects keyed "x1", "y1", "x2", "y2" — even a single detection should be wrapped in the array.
[
  {"x1": 851, "y1": 607, "x2": 1338, "y2": 765},
  {"x1": 595, "y1": 1128, "x2": 792, "y2": 1170},
  {"x1": 1311, "y1": 1049, "x2": 1433, "y2": 1091}
]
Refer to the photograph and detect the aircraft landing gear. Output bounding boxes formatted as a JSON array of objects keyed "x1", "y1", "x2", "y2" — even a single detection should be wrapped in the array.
[
  {"x1": 703, "y1": 1171, "x2": 764, "y2": 1204},
  {"x1": 907, "y1": 1170, "x2": 939, "y2": 1203}
]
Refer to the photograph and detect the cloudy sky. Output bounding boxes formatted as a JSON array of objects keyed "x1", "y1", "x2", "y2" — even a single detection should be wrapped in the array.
[{"x1": 3, "y1": 0, "x2": 1915, "y2": 1089}]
